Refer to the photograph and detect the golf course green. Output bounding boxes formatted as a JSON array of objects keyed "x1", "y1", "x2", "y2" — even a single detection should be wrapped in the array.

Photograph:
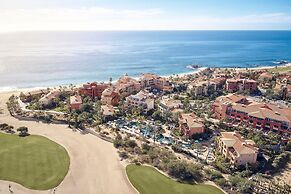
[
  {"x1": 126, "y1": 164, "x2": 224, "y2": 194},
  {"x1": 0, "y1": 133, "x2": 70, "y2": 190}
]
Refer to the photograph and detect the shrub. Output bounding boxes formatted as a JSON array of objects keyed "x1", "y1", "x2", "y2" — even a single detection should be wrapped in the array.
[
  {"x1": 141, "y1": 143, "x2": 151, "y2": 153},
  {"x1": 113, "y1": 133, "x2": 123, "y2": 148},
  {"x1": 167, "y1": 160, "x2": 203, "y2": 183},
  {"x1": 16, "y1": 126, "x2": 29, "y2": 137},
  {"x1": 272, "y1": 152, "x2": 290, "y2": 170},
  {"x1": 215, "y1": 155, "x2": 231, "y2": 174},
  {"x1": 229, "y1": 175, "x2": 243, "y2": 187},
  {"x1": 0, "y1": 123, "x2": 9, "y2": 130},
  {"x1": 171, "y1": 145, "x2": 183, "y2": 153},
  {"x1": 204, "y1": 169, "x2": 223, "y2": 181},
  {"x1": 118, "y1": 151, "x2": 128, "y2": 159},
  {"x1": 126, "y1": 139, "x2": 137, "y2": 148},
  {"x1": 215, "y1": 178, "x2": 228, "y2": 187}
]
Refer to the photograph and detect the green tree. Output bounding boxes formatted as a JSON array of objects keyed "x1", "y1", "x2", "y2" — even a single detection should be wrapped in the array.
[
  {"x1": 113, "y1": 133, "x2": 123, "y2": 148},
  {"x1": 17, "y1": 126, "x2": 29, "y2": 137}
]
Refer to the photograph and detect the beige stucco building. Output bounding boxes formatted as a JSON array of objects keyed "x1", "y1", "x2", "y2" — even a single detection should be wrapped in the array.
[{"x1": 217, "y1": 131, "x2": 258, "y2": 166}]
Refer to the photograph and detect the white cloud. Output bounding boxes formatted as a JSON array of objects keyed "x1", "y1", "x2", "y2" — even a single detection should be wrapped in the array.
[
  {"x1": 0, "y1": 7, "x2": 290, "y2": 32},
  {"x1": 0, "y1": 7, "x2": 163, "y2": 32}
]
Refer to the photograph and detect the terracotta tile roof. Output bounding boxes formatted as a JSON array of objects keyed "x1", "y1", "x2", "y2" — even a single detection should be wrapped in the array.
[
  {"x1": 140, "y1": 73, "x2": 160, "y2": 79},
  {"x1": 70, "y1": 95, "x2": 82, "y2": 105},
  {"x1": 220, "y1": 132, "x2": 258, "y2": 155},
  {"x1": 180, "y1": 113, "x2": 204, "y2": 128},
  {"x1": 128, "y1": 90, "x2": 151, "y2": 101},
  {"x1": 226, "y1": 78, "x2": 257, "y2": 83},
  {"x1": 232, "y1": 102, "x2": 291, "y2": 123},
  {"x1": 259, "y1": 72, "x2": 273, "y2": 79},
  {"x1": 102, "y1": 87, "x2": 117, "y2": 97},
  {"x1": 101, "y1": 105, "x2": 115, "y2": 116},
  {"x1": 215, "y1": 94, "x2": 246, "y2": 105},
  {"x1": 160, "y1": 98, "x2": 183, "y2": 109}
]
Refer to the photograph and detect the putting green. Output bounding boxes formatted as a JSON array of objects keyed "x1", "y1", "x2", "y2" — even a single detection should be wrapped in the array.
[
  {"x1": 0, "y1": 133, "x2": 70, "y2": 190},
  {"x1": 126, "y1": 164, "x2": 224, "y2": 194}
]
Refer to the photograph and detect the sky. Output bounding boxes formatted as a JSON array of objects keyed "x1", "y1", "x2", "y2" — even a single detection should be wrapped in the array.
[{"x1": 0, "y1": 0, "x2": 291, "y2": 32}]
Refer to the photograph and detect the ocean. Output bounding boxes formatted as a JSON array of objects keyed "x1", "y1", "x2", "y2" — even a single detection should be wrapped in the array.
[{"x1": 0, "y1": 31, "x2": 290, "y2": 90}]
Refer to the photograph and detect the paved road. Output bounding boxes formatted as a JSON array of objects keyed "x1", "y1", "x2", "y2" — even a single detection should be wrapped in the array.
[{"x1": 0, "y1": 92, "x2": 137, "y2": 194}]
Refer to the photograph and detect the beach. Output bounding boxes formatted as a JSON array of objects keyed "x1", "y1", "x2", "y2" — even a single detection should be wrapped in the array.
[
  {"x1": 1, "y1": 63, "x2": 290, "y2": 94},
  {"x1": 1, "y1": 31, "x2": 291, "y2": 91},
  {"x1": 0, "y1": 92, "x2": 137, "y2": 194}
]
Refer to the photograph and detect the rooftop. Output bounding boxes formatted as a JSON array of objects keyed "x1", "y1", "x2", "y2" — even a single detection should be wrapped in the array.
[
  {"x1": 160, "y1": 98, "x2": 183, "y2": 109},
  {"x1": 180, "y1": 113, "x2": 204, "y2": 129},
  {"x1": 220, "y1": 131, "x2": 258, "y2": 156},
  {"x1": 101, "y1": 105, "x2": 115, "y2": 116},
  {"x1": 70, "y1": 95, "x2": 82, "y2": 105}
]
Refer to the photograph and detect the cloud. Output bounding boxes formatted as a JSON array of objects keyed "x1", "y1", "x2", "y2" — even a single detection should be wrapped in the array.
[
  {"x1": 0, "y1": 7, "x2": 290, "y2": 32},
  {"x1": 0, "y1": 7, "x2": 163, "y2": 32}
]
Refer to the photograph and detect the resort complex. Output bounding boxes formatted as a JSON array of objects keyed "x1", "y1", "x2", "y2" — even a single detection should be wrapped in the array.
[
  {"x1": 213, "y1": 94, "x2": 291, "y2": 133},
  {"x1": 2, "y1": 63, "x2": 290, "y2": 194},
  {"x1": 1, "y1": 1, "x2": 291, "y2": 193}
]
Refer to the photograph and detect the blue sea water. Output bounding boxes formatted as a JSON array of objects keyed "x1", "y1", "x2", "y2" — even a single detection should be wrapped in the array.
[{"x1": 0, "y1": 31, "x2": 290, "y2": 90}]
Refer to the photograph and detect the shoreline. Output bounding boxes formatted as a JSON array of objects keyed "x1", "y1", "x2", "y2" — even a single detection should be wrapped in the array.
[
  {"x1": 0, "y1": 63, "x2": 290, "y2": 94},
  {"x1": 0, "y1": 67, "x2": 206, "y2": 94},
  {"x1": 220, "y1": 62, "x2": 291, "y2": 71}
]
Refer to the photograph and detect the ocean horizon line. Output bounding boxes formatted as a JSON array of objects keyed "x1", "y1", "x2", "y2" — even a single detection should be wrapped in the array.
[
  {"x1": 1, "y1": 29, "x2": 291, "y2": 34},
  {"x1": 1, "y1": 30, "x2": 290, "y2": 91}
]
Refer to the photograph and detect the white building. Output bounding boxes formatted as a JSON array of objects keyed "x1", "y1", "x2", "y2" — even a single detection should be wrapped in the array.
[
  {"x1": 125, "y1": 90, "x2": 154, "y2": 112},
  {"x1": 159, "y1": 97, "x2": 183, "y2": 113}
]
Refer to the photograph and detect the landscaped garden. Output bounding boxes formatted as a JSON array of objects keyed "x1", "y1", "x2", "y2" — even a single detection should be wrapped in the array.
[
  {"x1": 126, "y1": 164, "x2": 224, "y2": 194},
  {"x1": 0, "y1": 133, "x2": 70, "y2": 190}
]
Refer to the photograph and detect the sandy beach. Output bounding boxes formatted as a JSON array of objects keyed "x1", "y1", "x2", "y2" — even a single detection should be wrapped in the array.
[
  {"x1": 222, "y1": 62, "x2": 291, "y2": 72},
  {"x1": 0, "y1": 92, "x2": 137, "y2": 194}
]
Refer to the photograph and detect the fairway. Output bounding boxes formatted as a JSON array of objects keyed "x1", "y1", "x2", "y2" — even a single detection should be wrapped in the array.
[
  {"x1": 0, "y1": 133, "x2": 70, "y2": 190},
  {"x1": 126, "y1": 164, "x2": 224, "y2": 194}
]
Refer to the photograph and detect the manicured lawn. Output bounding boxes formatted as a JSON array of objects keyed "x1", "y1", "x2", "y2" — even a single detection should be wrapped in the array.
[
  {"x1": 126, "y1": 164, "x2": 224, "y2": 194},
  {"x1": 0, "y1": 133, "x2": 70, "y2": 190}
]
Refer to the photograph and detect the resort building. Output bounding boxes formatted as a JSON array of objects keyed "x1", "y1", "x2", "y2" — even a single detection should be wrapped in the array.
[
  {"x1": 101, "y1": 105, "x2": 115, "y2": 117},
  {"x1": 101, "y1": 87, "x2": 120, "y2": 106},
  {"x1": 125, "y1": 90, "x2": 154, "y2": 112},
  {"x1": 79, "y1": 82, "x2": 109, "y2": 98},
  {"x1": 187, "y1": 80, "x2": 217, "y2": 96},
  {"x1": 211, "y1": 77, "x2": 226, "y2": 89},
  {"x1": 274, "y1": 82, "x2": 291, "y2": 100},
  {"x1": 212, "y1": 94, "x2": 291, "y2": 133},
  {"x1": 258, "y1": 72, "x2": 273, "y2": 81},
  {"x1": 217, "y1": 131, "x2": 258, "y2": 166},
  {"x1": 115, "y1": 75, "x2": 141, "y2": 97},
  {"x1": 225, "y1": 79, "x2": 257, "y2": 93},
  {"x1": 70, "y1": 95, "x2": 82, "y2": 111},
  {"x1": 20, "y1": 89, "x2": 50, "y2": 103},
  {"x1": 140, "y1": 73, "x2": 173, "y2": 92},
  {"x1": 179, "y1": 113, "x2": 204, "y2": 138},
  {"x1": 159, "y1": 98, "x2": 183, "y2": 113},
  {"x1": 39, "y1": 90, "x2": 61, "y2": 106},
  {"x1": 281, "y1": 84, "x2": 291, "y2": 100}
]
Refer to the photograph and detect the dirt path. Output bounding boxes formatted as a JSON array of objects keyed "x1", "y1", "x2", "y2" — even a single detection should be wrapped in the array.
[{"x1": 0, "y1": 92, "x2": 137, "y2": 194}]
